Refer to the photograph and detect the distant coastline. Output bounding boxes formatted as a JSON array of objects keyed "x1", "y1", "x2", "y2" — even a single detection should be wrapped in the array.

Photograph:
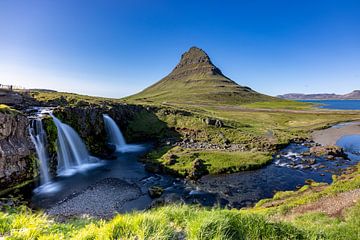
[{"x1": 278, "y1": 90, "x2": 360, "y2": 100}]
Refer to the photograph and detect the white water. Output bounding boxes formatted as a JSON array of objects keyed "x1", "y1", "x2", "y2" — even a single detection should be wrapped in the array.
[
  {"x1": 51, "y1": 114, "x2": 100, "y2": 176},
  {"x1": 103, "y1": 114, "x2": 143, "y2": 152},
  {"x1": 29, "y1": 119, "x2": 51, "y2": 185}
]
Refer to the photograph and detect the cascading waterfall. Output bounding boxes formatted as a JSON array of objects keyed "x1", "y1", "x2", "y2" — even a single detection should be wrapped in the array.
[
  {"x1": 51, "y1": 113, "x2": 97, "y2": 175},
  {"x1": 103, "y1": 114, "x2": 127, "y2": 148},
  {"x1": 29, "y1": 119, "x2": 51, "y2": 185},
  {"x1": 103, "y1": 114, "x2": 143, "y2": 152}
]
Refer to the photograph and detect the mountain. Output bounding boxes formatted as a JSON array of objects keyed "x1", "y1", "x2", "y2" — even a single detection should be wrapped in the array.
[
  {"x1": 278, "y1": 90, "x2": 360, "y2": 100},
  {"x1": 126, "y1": 47, "x2": 276, "y2": 105}
]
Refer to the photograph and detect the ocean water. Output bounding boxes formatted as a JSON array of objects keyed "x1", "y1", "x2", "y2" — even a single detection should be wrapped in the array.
[{"x1": 299, "y1": 100, "x2": 360, "y2": 110}]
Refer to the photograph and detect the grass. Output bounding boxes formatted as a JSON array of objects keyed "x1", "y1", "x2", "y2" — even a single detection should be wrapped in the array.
[
  {"x1": 0, "y1": 205, "x2": 310, "y2": 239},
  {"x1": 0, "y1": 104, "x2": 15, "y2": 114},
  {"x1": 145, "y1": 146, "x2": 272, "y2": 176},
  {"x1": 254, "y1": 167, "x2": 360, "y2": 213},
  {"x1": 2, "y1": 194, "x2": 359, "y2": 239},
  {"x1": 242, "y1": 100, "x2": 314, "y2": 110},
  {"x1": 30, "y1": 90, "x2": 123, "y2": 106}
]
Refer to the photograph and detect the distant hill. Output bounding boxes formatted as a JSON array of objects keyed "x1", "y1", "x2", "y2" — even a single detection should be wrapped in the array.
[
  {"x1": 278, "y1": 90, "x2": 360, "y2": 100},
  {"x1": 126, "y1": 47, "x2": 277, "y2": 105}
]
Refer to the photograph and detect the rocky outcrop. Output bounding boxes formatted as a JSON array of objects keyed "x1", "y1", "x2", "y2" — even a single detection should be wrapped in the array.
[
  {"x1": 0, "y1": 111, "x2": 36, "y2": 192},
  {"x1": 309, "y1": 145, "x2": 348, "y2": 159},
  {"x1": 187, "y1": 158, "x2": 209, "y2": 180}
]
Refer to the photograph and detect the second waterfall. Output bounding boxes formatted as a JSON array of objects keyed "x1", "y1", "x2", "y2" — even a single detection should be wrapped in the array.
[{"x1": 103, "y1": 114, "x2": 144, "y2": 153}]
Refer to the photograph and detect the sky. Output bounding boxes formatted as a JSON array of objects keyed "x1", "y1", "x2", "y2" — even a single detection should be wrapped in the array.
[{"x1": 0, "y1": 0, "x2": 359, "y2": 98}]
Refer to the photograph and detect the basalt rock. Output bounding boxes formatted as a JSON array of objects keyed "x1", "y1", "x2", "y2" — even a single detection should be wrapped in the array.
[
  {"x1": 310, "y1": 145, "x2": 348, "y2": 159},
  {"x1": 0, "y1": 111, "x2": 36, "y2": 192},
  {"x1": 187, "y1": 158, "x2": 209, "y2": 180},
  {"x1": 203, "y1": 118, "x2": 224, "y2": 128},
  {"x1": 148, "y1": 186, "x2": 164, "y2": 198}
]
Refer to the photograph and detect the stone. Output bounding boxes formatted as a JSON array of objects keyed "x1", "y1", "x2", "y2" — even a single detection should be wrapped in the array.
[
  {"x1": 215, "y1": 120, "x2": 224, "y2": 128},
  {"x1": 0, "y1": 112, "x2": 35, "y2": 190},
  {"x1": 148, "y1": 186, "x2": 164, "y2": 198},
  {"x1": 165, "y1": 154, "x2": 178, "y2": 165},
  {"x1": 310, "y1": 145, "x2": 348, "y2": 158},
  {"x1": 187, "y1": 158, "x2": 209, "y2": 180},
  {"x1": 204, "y1": 118, "x2": 216, "y2": 126}
]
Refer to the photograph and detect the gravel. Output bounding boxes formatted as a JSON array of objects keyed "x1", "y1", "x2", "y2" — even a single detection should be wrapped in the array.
[{"x1": 46, "y1": 178, "x2": 143, "y2": 219}]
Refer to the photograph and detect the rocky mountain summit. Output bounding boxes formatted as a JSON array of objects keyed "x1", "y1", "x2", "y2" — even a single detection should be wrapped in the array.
[{"x1": 126, "y1": 46, "x2": 275, "y2": 105}]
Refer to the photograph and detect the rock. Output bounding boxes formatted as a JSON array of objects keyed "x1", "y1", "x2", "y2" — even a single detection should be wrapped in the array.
[
  {"x1": 151, "y1": 193, "x2": 184, "y2": 207},
  {"x1": 204, "y1": 118, "x2": 223, "y2": 128},
  {"x1": 187, "y1": 158, "x2": 209, "y2": 180},
  {"x1": 0, "y1": 111, "x2": 36, "y2": 190},
  {"x1": 215, "y1": 120, "x2": 223, "y2": 128},
  {"x1": 304, "y1": 158, "x2": 316, "y2": 165},
  {"x1": 165, "y1": 154, "x2": 178, "y2": 165},
  {"x1": 144, "y1": 162, "x2": 161, "y2": 173},
  {"x1": 204, "y1": 118, "x2": 216, "y2": 126},
  {"x1": 302, "y1": 151, "x2": 311, "y2": 156},
  {"x1": 310, "y1": 145, "x2": 348, "y2": 158},
  {"x1": 148, "y1": 186, "x2": 164, "y2": 198}
]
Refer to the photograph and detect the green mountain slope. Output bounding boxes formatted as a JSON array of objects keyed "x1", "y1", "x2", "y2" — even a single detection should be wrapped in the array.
[{"x1": 126, "y1": 47, "x2": 277, "y2": 105}]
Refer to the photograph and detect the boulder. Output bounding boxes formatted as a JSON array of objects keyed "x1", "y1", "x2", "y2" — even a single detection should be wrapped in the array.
[
  {"x1": 148, "y1": 186, "x2": 164, "y2": 198},
  {"x1": 187, "y1": 158, "x2": 209, "y2": 180},
  {"x1": 310, "y1": 145, "x2": 348, "y2": 158}
]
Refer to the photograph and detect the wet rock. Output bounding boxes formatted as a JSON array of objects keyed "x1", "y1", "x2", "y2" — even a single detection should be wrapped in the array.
[
  {"x1": 187, "y1": 158, "x2": 209, "y2": 180},
  {"x1": 144, "y1": 162, "x2": 161, "y2": 173},
  {"x1": 302, "y1": 151, "x2": 311, "y2": 156},
  {"x1": 148, "y1": 186, "x2": 164, "y2": 198},
  {"x1": 310, "y1": 145, "x2": 348, "y2": 159},
  {"x1": 304, "y1": 158, "x2": 316, "y2": 165},
  {"x1": 151, "y1": 193, "x2": 184, "y2": 207}
]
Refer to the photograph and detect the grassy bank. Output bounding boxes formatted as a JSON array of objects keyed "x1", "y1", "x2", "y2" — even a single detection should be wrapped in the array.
[
  {"x1": 1, "y1": 164, "x2": 359, "y2": 239},
  {"x1": 145, "y1": 146, "x2": 272, "y2": 176}
]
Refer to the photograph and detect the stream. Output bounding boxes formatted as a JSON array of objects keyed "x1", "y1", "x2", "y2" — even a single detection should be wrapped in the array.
[{"x1": 19, "y1": 109, "x2": 360, "y2": 218}]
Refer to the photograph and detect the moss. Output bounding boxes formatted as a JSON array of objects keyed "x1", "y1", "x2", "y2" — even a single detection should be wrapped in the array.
[
  {"x1": 126, "y1": 109, "x2": 176, "y2": 142},
  {"x1": 42, "y1": 117, "x2": 58, "y2": 176},
  {"x1": 144, "y1": 146, "x2": 272, "y2": 177}
]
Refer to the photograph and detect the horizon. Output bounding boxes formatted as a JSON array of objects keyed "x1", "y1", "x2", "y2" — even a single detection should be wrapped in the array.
[{"x1": 0, "y1": 0, "x2": 359, "y2": 98}]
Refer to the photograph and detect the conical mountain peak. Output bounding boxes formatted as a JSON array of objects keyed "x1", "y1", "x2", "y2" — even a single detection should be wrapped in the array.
[
  {"x1": 169, "y1": 46, "x2": 224, "y2": 78},
  {"x1": 126, "y1": 47, "x2": 274, "y2": 105}
]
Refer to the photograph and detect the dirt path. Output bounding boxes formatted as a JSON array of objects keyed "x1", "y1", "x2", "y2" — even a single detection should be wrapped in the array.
[
  {"x1": 284, "y1": 189, "x2": 360, "y2": 219},
  {"x1": 312, "y1": 122, "x2": 360, "y2": 146}
]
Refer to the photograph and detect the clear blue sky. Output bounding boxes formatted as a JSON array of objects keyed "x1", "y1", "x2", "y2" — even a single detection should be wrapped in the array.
[{"x1": 0, "y1": 0, "x2": 359, "y2": 98}]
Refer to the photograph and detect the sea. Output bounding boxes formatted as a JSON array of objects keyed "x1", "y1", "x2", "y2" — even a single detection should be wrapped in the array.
[{"x1": 299, "y1": 100, "x2": 360, "y2": 110}]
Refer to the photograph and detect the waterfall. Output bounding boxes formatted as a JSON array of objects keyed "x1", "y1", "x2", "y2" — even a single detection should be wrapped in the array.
[
  {"x1": 103, "y1": 114, "x2": 127, "y2": 148},
  {"x1": 51, "y1": 114, "x2": 97, "y2": 176},
  {"x1": 103, "y1": 114, "x2": 143, "y2": 153},
  {"x1": 29, "y1": 119, "x2": 51, "y2": 185}
]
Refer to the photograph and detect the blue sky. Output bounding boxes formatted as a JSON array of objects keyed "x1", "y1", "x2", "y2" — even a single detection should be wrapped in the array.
[{"x1": 0, "y1": 0, "x2": 359, "y2": 98}]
